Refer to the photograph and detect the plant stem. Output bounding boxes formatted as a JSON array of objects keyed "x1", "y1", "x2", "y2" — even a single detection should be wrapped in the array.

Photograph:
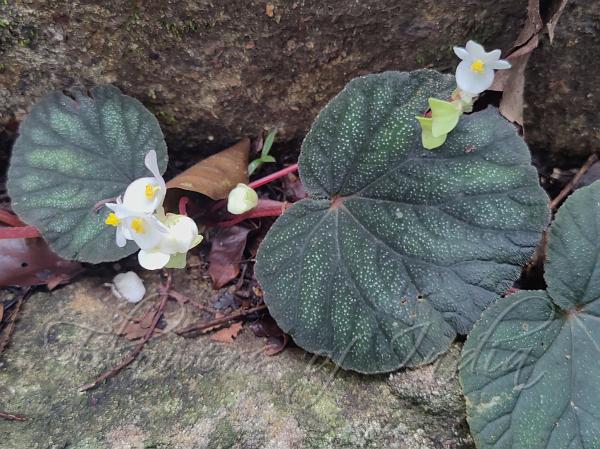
[
  {"x1": 217, "y1": 199, "x2": 291, "y2": 227},
  {"x1": 0, "y1": 226, "x2": 41, "y2": 239},
  {"x1": 178, "y1": 196, "x2": 190, "y2": 216},
  {"x1": 249, "y1": 163, "x2": 299, "y2": 189},
  {"x1": 549, "y1": 153, "x2": 599, "y2": 210},
  {"x1": 0, "y1": 210, "x2": 25, "y2": 227}
]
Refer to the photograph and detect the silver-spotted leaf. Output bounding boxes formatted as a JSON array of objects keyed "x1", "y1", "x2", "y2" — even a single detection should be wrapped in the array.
[
  {"x1": 255, "y1": 70, "x2": 549, "y2": 373},
  {"x1": 461, "y1": 181, "x2": 600, "y2": 449},
  {"x1": 8, "y1": 86, "x2": 167, "y2": 263}
]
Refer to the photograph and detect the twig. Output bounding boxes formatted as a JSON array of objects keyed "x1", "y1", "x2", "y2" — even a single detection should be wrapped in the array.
[
  {"x1": 0, "y1": 288, "x2": 32, "y2": 355},
  {"x1": 0, "y1": 411, "x2": 27, "y2": 422},
  {"x1": 550, "y1": 154, "x2": 599, "y2": 210},
  {"x1": 80, "y1": 273, "x2": 173, "y2": 391},
  {"x1": 177, "y1": 304, "x2": 267, "y2": 336}
]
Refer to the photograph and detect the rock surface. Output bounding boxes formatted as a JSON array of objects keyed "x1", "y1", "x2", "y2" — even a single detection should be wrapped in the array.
[
  {"x1": 0, "y1": 272, "x2": 474, "y2": 448},
  {"x1": 525, "y1": 0, "x2": 600, "y2": 165},
  {"x1": 0, "y1": 0, "x2": 525, "y2": 157}
]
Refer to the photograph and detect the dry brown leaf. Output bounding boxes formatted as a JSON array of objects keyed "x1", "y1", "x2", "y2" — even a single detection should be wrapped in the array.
[
  {"x1": 208, "y1": 226, "x2": 251, "y2": 289},
  {"x1": 0, "y1": 304, "x2": 4, "y2": 323},
  {"x1": 166, "y1": 138, "x2": 250, "y2": 200},
  {"x1": 0, "y1": 237, "x2": 83, "y2": 288},
  {"x1": 547, "y1": 0, "x2": 569, "y2": 43},
  {"x1": 210, "y1": 321, "x2": 243, "y2": 343},
  {"x1": 491, "y1": 0, "x2": 569, "y2": 126}
]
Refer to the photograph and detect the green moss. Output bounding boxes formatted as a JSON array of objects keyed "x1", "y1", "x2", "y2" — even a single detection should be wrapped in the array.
[
  {"x1": 156, "y1": 110, "x2": 177, "y2": 125},
  {"x1": 207, "y1": 419, "x2": 240, "y2": 449}
]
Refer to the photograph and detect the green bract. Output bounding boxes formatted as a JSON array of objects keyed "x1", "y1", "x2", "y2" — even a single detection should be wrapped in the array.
[
  {"x1": 461, "y1": 181, "x2": 600, "y2": 449},
  {"x1": 255, "y1": 70, "x2": 549, "y2": 373},
  {"x1": 8, "y1": 86, "x2": 167, "y2": 263}
]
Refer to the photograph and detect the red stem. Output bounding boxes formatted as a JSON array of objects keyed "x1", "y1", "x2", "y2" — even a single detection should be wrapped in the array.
[
  {"x1": 0, "y1": 226, "x2": 42, "y2": 239},
  {"x1": 179, "y1": 196, "x2": 190, "y2": 216},
  {"x1": 249, "y1": 163, "x2": 299, "y2": 189},
  {"x1": 0, "y1": 210, "x2": 26, "y2": 227},
  {"x1": 218, "y1": 199, "x2": 290, "y2": 227}
]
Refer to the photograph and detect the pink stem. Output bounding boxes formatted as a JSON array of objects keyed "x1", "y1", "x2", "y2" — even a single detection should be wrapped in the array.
[
  {"x1": 0, "y1": 210, "x2": 26, "y2": 227},
  {"x1": 249, "y1": 163, "x2": 299, "y2": 189},
  {"x1": 218, "y1": 199, "x2": 291, "y2": 227},
  {"x1": 179, "y1": 196, "x2": 190, "y2": 216},
  {"x1": 0, "y1": 226, "x2": 42, "y2": 239}
]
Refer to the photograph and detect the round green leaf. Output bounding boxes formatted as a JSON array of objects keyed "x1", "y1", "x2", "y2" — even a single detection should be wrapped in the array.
[
  {"x1": 255, "y1": 70, "x2": 549, "y2": 373},
  {"x1": 461, "y1": 181, "x2": 600, "y2": 449},
  {"x1": 8, "y1": 85, "x2": 167, "y2": 263}
]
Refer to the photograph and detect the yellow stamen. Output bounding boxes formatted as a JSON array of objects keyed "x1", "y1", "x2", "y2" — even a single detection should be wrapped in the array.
[
  {"x1": 105, "y1": 212, "x2": 121, "y2": 227},
  {"x1": 470, "y1": 59, "x2": 485, "y2": 73},
  {"x1": 145, "y1": 183, "x2": 159, "y2": 200},
  {"x1": 131, "y1": 218, "x2": 145, "y2": 234}
]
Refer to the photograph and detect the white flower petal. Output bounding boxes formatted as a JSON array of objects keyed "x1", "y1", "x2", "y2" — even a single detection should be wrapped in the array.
[
  {"x1": 138, "y1": 250, "x2": 171, "y2": 270},
  {"x1": 111, "y1": 271, "x2": 146, "y2": 303},
  {"x1": 157, "y1": 214, "x2": 199, "y2": 254},
  {"x1": 106, "y1": 202, "x2": 137, "y2": 218},
  {"x1": 115, "y1": 227, "x2": 127, "y2": 247},
  {"x1": 456, "y1": 61, "x2": 495, "y2": 95},
  {"x1": 144, "y1": 150, "x2": 164, "y2": 186},
  {"x1": 122, "y1": 177, "x2": 162, "y2": 214},
  {"x1": 227, "y1": 184, "x2": 258, "y2": 215},
  {"x1": 453, "y1": 46, "x2": 470, "y2": 61},
  {"x1": 128, "y1": 215, "x2": 167, "y2": 250},
  {"x1": 483, "y1": 48, "x2": 502, "y2": 63},
  {"x1": 488, "y1": 59, "x2": 511, "y2": 70},
  {"x1": 465, "y1": 40, "x2": 486, "y2": 59}
]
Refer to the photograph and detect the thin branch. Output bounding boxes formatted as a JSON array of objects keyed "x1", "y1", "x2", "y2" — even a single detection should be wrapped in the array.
[
  {"x1": 550, "y1": 154, "x2": 599, "y2": 210},
  {"x1": 0, "y1": 288, "x2": 32, "y2": 355},
  {"x1": 0, "y1": 411, "x2": 27, "y2": 422},
  {"x1": 177, "y1": 304, "x2": 267, "y2": 336},
  {"x1": 80, "y1": 273, "x2": 173, "y2": 392}
]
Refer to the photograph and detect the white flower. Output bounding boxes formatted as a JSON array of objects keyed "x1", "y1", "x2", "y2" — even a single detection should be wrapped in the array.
[
  {"x1": 138, "y1": 213, "x2": 203, "y2": 270},
  {"x1": 453, "y1": 40, "x2": 511, "y2": 95},
  {"x1": 105, "y1": 202, "x2": 167, "y2": 250},
  {"x1": 227, "y1": 183, "x2": 258, "y2": 215},
  {"x1": 122, "y1": 150, "x2": 166, "y2": 214},
  {"x1": 111, "y1": 271, "x2": 146, "y2": 303}
]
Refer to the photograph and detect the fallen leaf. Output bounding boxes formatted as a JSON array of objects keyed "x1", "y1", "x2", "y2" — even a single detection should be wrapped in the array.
[
  {"x1": 250, "y1": 315, "x2": 288, "y2": 355},
  {"x1": 266, "y1": 3, "x2": 275, "y2": 17},
  {"x1": 546, "y1": 0, "x2": 569, "y2": 43},
  {"x1": 0, "y1": 304, "x2": 4, "y2": 323},
  {"x1": 210, "y1": 321, "x2": 243, "y2": 343},
  {"x1": 208, "y1": 226, "x2": 251, "y2": 289},
  {"x1": 0, "y1": 236, "x2": 83, "y2": 288},
  {"x1": 491, "y1": 0, "x2": 569, "y2": 126},
  {"x1": 166, "y1": 139, "x2": 250, "y2": 200}
]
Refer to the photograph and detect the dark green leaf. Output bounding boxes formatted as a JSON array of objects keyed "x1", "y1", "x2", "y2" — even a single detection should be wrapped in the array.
[
  {"x1": 255, "y1": 70, "x2": 549, "y2": 373},
  {"x1": 461, "y1": 181, "x2": 600, "y2": 449},
  {"x1": 8, "y1": 85, "x2": 167, "y2": 263}
]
